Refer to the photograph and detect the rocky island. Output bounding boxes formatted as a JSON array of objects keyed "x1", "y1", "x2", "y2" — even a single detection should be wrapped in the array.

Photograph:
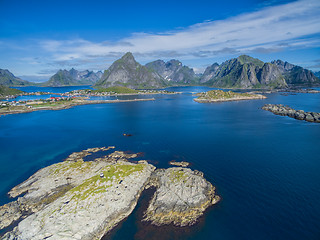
[
  {"x1": 194, "y1": 90, "x2": 266, "y2": 103},
  {"x1": 144, "y1": 167, "x2": 219, "y2": 227},
  {"x1": 262, "y1": 104, "x2": 320, "y2": 123},
  {"x1": 0, "y1": 147, "x2": 219, "y2": 239}
]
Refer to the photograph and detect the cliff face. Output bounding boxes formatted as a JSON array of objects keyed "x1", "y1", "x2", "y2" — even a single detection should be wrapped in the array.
[
  {"x1": 0, "y1": 69, "x2": 33, "y2": 87},
  {"x1": 43, "y1": 69, "x2": 101, "y2": 87},
  {"x1": 272, "y1": 60, "x2": 320, "y2": 85},
  {"x1": 200, "y1": 63, "x2": 219, "y2": 83},
  {"x1": 257, "y1": 63, "x2": 287, "y2": 87},
  {"x1": 145, "y1": 59, "x2": 198, "y2": 84},
  {"x1": 95, "y1": 53, "x2": 167, "y2": 89},
  {"x1": 200, "y1": 55, "x2": 287, "y2": 89}
]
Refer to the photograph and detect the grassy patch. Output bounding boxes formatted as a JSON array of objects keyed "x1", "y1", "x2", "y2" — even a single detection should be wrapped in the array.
[
  {"x1": 197, "y1": 90, "x2": 252, "y2": 100},
  {"x1": 169, "y1": 169, "x2": 187, "y2": 183},
  {"x1": 93, "y1": 86, "x2": 138, "y2": 94},
  {"x1": 69, "y1": 163, "x2": 145, "y2": 201},
  {"x1": 51, "y1": 160, "x2": 93, "y2": 175}
]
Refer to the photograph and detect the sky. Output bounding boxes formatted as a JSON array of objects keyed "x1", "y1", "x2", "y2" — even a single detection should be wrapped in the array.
[{"x1": 0, "y1": 0, "x2": 319, "y2": 82}]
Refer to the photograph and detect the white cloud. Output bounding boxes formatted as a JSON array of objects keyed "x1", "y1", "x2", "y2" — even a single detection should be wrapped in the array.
[{"x1": 38, "y1": 0, "x2": 320, "y2": 66}]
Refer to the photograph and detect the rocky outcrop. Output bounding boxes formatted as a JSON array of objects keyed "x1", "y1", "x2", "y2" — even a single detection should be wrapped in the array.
[
  {"x1": 262, "y1": 104, "x2": 320, "y2": 123},
  {"x1": 199, "y1": 63, "x2": 219, "y2": 83},
  {"x1": 0, "y1": 69, "x2": 34, "y2": 87},
  {"x1": 42, "y1": 68, "x2": 102, "y2": 87},
  {"x1": 95, "y1": 52, "x2": 167, "y2": 89},
  {"x1": 1, "y1": 147, "x2": 155, "y2": 240},
  {"x1": 1, "y1": 147, "x2": 219, "y2": 239},
  {"x1": 169, "y1": 161, "x2": 190, "y2": 167},
  {"x1": 145, "y1": 59, "x2": 198, "y2": 85},
  {"x1": 257, "y1": 63, "x2": 286, "y2": 87},
  {"x1": 144, "y1": 167, "x2": 220, "y2": 226}
]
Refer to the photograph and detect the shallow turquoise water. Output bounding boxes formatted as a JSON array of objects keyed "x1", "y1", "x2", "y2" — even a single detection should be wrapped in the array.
[{"x1": 0, "y1": 86, "x2": 320, "y2": 239}]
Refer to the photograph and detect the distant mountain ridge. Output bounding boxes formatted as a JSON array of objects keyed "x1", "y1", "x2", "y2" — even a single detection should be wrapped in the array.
[
  {"x1": 200, "y1": 55, "x2": 319, "y2": 89},
  {"x1": 145, "y1": 59, "x2": 198, "y2": 85},
  {"x1": 1, "y1": 54, "x2": 319, "y2": 89},
  {"x1": 95, "y1": 52, "x2": 167, "y2": 89},
  {"x1": 271, "y1": 60, "x2": 319, "y2": 86},
  {"x1": 0, "y1": 69, "x2": 34, "y2": 87},
  {"x1": 42, "y1": 68, "x2": 102, "y2": 87}
]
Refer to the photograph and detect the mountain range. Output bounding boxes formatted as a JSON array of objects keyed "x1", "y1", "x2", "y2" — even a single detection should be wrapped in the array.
[
  {"x1": 1, "y1": 53, "x2": 319, "y2": 89},
  {"x1": 97, "y1": 53, "x2": 319, "y2": 89},
  {"x1": 42, "y1": 68, "x2": 102, "y2": 87},
  {"x1": 145, "y1": 59, "x2": 198, "y2": 85}
]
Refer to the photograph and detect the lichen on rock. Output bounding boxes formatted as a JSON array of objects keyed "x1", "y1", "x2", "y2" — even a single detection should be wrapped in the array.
[
  {"x1": 0, "y1": 148, "x2": 220, "y2": 239},
  {"x1": 143, "y1": 167, "x2": 220, "y2": 227}
]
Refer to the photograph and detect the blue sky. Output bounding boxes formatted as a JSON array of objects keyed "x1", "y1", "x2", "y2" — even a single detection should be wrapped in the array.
[{"x1": 0, "y1": 0, "x2": 319, "y2": 81}]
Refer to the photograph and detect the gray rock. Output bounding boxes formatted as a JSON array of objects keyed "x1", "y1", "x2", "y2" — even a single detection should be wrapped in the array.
[
  {"x1": 272, "y1": 60, "x2": 320, "y2": 85},
  {"x1": 145, "y1": 59, "x2": 198, "y2": 85},
  {"x1": 305, "y1": 113, "x2": 315, "y2": 122},
  {"x1": 1, "y1": 147, "x2": 155, "y2": 239},
  {"x1": 262, "y1": 104, "x2": 319, "y2": 123},
  {"x1": 143, "y1": 167, "x2": 219, "y2": 226},
  {"x1": 1, "y1": 148, "x2": 219, "y2": 239},
  {"x1": 42, "y1": 68, "x2": 102, "y2": 87}
]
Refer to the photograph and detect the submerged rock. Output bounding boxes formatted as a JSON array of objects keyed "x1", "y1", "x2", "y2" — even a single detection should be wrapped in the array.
[
  {"x1": 0, "y1": 147, "x2": 219, "y2": 239},
  {"x1": 143, "y1": 167, "x2": 220, "y2": 226},
  {"x1": 262, "y1": 104, "x2": 320, "y2": 123}
]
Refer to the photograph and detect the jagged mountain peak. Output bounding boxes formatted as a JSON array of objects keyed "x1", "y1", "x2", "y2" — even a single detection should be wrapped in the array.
[
  {"x1": 145, "y1": 59, "x2": 198, "y2": 84},
  {"x1": 94, "y1": 53, "x2": 166, "y2": 89},
  {"x1": 42, "y1": 68, "x2": 102, "y2": 87}
]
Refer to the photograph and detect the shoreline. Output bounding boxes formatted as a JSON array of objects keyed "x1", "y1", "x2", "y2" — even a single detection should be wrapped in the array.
[{"x1": 0, "y1": 98, "x2": 155, "y2": 116}]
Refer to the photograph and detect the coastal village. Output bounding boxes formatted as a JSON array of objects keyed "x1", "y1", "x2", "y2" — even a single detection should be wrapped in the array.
[{"x1": 0, "y1": 96, "x2": 74, "y2": 110}]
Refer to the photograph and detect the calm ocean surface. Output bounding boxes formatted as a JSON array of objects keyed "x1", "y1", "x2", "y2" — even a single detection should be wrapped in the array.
[{"x1": 0, "y1": 86, "x2": 319, "y2": 240}]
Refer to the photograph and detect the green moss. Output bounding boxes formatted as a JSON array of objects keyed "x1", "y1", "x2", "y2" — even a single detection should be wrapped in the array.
[
  {"x1": 69, "y1": 163, "x2": 145, "y2": 201},
  {"x1": 197, "y1": 90, "x2": 252, "y2": 100},
  {"x1": 169, "y1": 169, "x2": 187, "y2": 183},
  {"x1": 51, "y1": 160, "x2": 93, "y2": 175}
]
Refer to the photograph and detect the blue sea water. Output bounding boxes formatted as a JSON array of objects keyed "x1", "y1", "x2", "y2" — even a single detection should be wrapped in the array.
[{"x1": 0, "y1": 86, "x2": 320, "y2": 240}]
